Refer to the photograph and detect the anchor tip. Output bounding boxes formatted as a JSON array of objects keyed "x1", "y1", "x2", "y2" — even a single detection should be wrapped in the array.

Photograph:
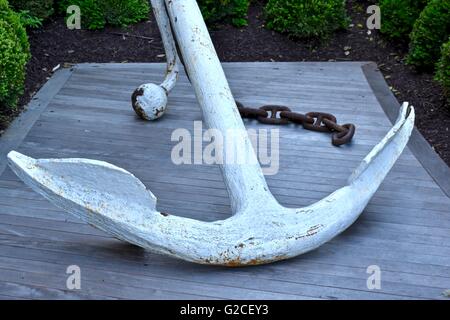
[
  {"x1": 7, "y1": 151, "x2": 34, "y2": 165},
  {"x1": 7, "y1": 151, "x2": 37, "y2": 180}
]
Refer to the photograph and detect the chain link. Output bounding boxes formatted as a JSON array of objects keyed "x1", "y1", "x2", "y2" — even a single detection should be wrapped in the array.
[{"x1": 235, "y1": 101, "x2": 356, "y2": 146}]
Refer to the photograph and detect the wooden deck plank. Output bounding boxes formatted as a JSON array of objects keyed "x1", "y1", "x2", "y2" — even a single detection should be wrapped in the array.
[
  {"x1": 0, "y1": 238, "x2": 437, "y2": 300},
  {"x1": 0, "y1": 62, "x2": 449, "y2": 300}
]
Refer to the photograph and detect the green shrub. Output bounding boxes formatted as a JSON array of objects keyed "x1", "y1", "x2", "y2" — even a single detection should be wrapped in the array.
[
  {"x1": 8, "y1": 0, "x2": 54, "y2": 20},
  {"x1": 59, "y1": 0, "x2": 150, "y2": 30},
  {"x1": 264, "y1": 0, "x2": 349, "y2": 39},
  {"x1": 198, "y1": 0, "x2": 250, "y2": 27},
  {"x1": 407, "y1": 0, "x2": 450, "y2": 70},
  {"x1": 380, "y1": 0, "x2": 429, "y2": 40},
  {"x1": 103, "y1": 0, "x2": 150, "y2": 27},
  {"x1": 17, "y1": 10, "x2": 44, "y2": 29},
  {"x1": 0, "y1": 0, "x2": 30, "y2": 117},
  {"x1": 436, "y1": 39, "x2": 450, "y2": 104}
]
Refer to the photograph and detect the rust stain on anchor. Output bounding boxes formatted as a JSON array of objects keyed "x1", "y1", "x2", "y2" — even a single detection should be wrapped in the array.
[{"x1": 131, "y1": 88, "x2": 146, "y2": 118}]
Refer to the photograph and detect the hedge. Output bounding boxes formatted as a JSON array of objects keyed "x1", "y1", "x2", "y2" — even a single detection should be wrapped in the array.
[
  {"x1": 59, "y1": 0, "x2": 150, "y2": 30},
  {"x1": 8, "y1": 0, "x2": 54, "y2": 20},
  {"x1": 198, "y1": 0, "x2": 250, "y2": 27},
  {"x1": 380, "y1": 0, "x2": 429, "y2": 40},
  {"x1": 407, "y1": 0, "x2": 450, "y2": 70},
  {"x1": 264, "y1": 0, "x2": 348, "y2": 40},
  {"x1": 0, "y1": 0, "x2": 30, "y2": 121},
  {"x1": 436, "y1": 39, "x2": 450, "y2": 105}
]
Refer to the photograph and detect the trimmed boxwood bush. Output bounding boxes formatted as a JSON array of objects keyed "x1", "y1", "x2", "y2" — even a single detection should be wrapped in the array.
[
  {"x1": 380, "y1": 0, "x2": 429, "y2": 40},
  {"x1": 0, "y1": 0, "x2": 30, "y2": 119},
  {"x1": 436, "y1": 39, "x2": 450, "y2": 104},
  {"x1": 407, "y1": 0, "x2": 450, "y2": 70},
  {"x1": 59, "y1": 0, "x2": 150, "y2": 30},
  {"x1": 8, "y1": 0, "x2": 54, "y2": 20},
  {"x1": 264, "y1": 0, "x2": 349, "y2": 39},
  {"x1": 198, "y1": 0, "x2": 250, "y2": 27}
]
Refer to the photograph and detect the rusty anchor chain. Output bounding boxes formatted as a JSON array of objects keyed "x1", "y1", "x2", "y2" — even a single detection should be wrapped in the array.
[{"x1": 235, "y1": 101, "x2": 356, "y2": 146}]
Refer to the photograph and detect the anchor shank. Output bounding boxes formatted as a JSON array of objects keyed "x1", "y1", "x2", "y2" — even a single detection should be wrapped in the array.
[
  {"x1": 165, "y1": 0, "x2": 278, "y2": 213},
  {"x1": 150, "y1": 0, "x2": 179, "y2": 92}
]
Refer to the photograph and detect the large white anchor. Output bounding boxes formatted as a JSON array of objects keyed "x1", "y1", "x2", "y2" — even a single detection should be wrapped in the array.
[{"x1": 7, "y1": 0, "x2": 415, "y2": 266}]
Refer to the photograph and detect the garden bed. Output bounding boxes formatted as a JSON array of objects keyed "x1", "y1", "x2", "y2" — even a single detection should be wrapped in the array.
[{"x1": 9, "y1": 0, "x2": 450, "y2": 166}]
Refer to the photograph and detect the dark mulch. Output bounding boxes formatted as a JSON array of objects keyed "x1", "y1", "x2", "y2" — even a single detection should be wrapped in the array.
[{"x1": 8, "y1": 0, "x2": 450, "y2": 166}]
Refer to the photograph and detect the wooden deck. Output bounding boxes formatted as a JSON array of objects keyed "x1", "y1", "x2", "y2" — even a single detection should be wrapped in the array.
[{"x1": 0, "y1": 62, "x2": 449, "y2": 300}]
